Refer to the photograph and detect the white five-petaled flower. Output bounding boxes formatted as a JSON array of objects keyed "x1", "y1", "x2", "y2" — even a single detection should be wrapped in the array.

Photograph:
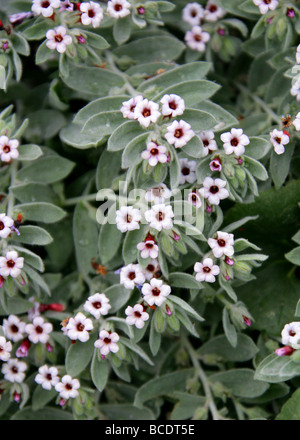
[
  {"x1": 0, "y1": 250, "x2": 24, "y2": 278},
  {"x1": 194, "y1": 258, "x2": 220, "y2": 283},
  {"x1": 116, "y1": 206, "x2": 142, "y2": 233},
  {"x1": 252, "y1": 0, "x2": 279, "y2": 15},
  {"x1": 270, "y1": 129, "x2": 290, "y2": 155},
  {"x1": 179, "y1": 158, "x2": 197, "y2": 184},
  {"x1": 0, "y1": 136, "x2": 19, "y2": 163},
  {"x1": 84, "y1": 293, "x2": 111, "y2": 319},
  {"x1": 2, "y1": 358, "x2": 27, "y2": 383},
  {"x1": 120, "y1": 263, "x2": 145, "y2": 290},
  {"x1": 185, "y1": 26, "x2": 210, "y2": 52},
  {"x1": 208, "y1": 231, "x2": 235, "y2": 258},
  {"x1": 165, "y1": 120, "x2": 195, "y2": 148},
  {"x1": 25, "y1": 316, "x2": 53, "y2": 344},
  {"x1": 120, "y1": 95, "x2": 143, "y2": 120},
  {"x1": 293, "y1": 112, "x2": 300, "y2": 131},
  {"x1": 144, "y1": 259, "x2": 160, "y2": 281},
  {"x1": 290, "y1": 77, "x2": 300, "y2": 102},
  {"x1": 182, "y1": 2, "x2": 204, "y2": 26},
  {"x1": 65, "y1": 312, "x2": 93, "y2": 342},
  {"x1": 3, "y1": 315, "x2": 26, "y2": 342},
  {"x1": 80, "y1": 1, "x2": 103, "y2": 27},
  {"x1": 199, "y1": 177, "x2": 229, "y2": 205},
  {"x1": 35, "y1": 365, "x2": 60, "y2": 390},
  {"x1": 0, "y1": 336, "x2": 12, "y2": 361},
  {"x1": 204, "y1": 1, "x2": 226, "y2": 21},
  {"x1": 141, "y1": 142, "x2": 168, "y2": 167},
  {"x1": 221, "y1": 128, "x2": 250, "y2": 156},
  {"x1": 46, "y1": 26, "x2": 72, "y2": 53},
  {"x1": 125, "y1": 304, "x2": 149, "y2": 329},
  {"x1": 0, "y1": 213, "x2": 14, "y2": 239},
  {"x1": 296, "y1": 45, "x2": 300, "y2": 65},
  {"x1": 160, "y1": 94, "x2": 185, "y2": 118},
  {"x1": 145, "y1": 184, "x2": 172, "y2": 204},
  {"x1": 94, "y1": 330, "x2": 119, "y2": 356},
  {"x1": 144, "y1": 204, "x2": 174, "y2": 231},
  {"x1": 188, "y1": 190, "x2": 202, "y2": 208},
  {"x1": 198, "y1": 131, "x2": 218, "y2": 156},
  {"x1": 107, "y1": 0, "x2": 131, "y2": 18},
  {"x1": 142, "y1": 278, "x2": 171, "y2": 307},
  {"x1": 55, "y1": 375, "x2": 80, "y2": 399},
  {"x1": 31, "y1": 0, "x2": 61, "y2": 17},
  {"x1": 137, "y1": 240, "x2": 159, "y2": 259},
  {"x1": 281, "y1": 322, "x2": 300, "y2": 349},
  {"x1": 134, "y1": 99, "x2": 161, "y2": 128}
]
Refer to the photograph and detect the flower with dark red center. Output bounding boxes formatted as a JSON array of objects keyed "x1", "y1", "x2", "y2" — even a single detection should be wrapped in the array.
[
  {"x1": 125, "y1": 304, "x2": 149, "y2": 329},
  {"x1": 107, "y1": 0, "x2": 131, "y2": 18},
  {"x1": 141, "y1": 141, "x2": 168, "y2": 167},
  {"x1": 3, "y1": 315, "x2": 26, "y2": 342},
  {"x1": 142, "y1": 278, "x2": 171, "y2": 307},
  {"x1": 208, "y1": 231, "x2": 235, "y2": 258},
  {"x1": 120, "y1": 263, "x2": 145, "y2": 290},
  {"x1": 65, "y1": 312, "x2": 93, "y2": 342},
  {"x1": 55, "y1": 375, "x2": 80, "y2": 399},
  {"x1": 199, "y1": 177, "x2": 229, "y2": 205},
  {"x1": 84, "y1": 293, "x2": 111, "y2": 319},
  {"x1": 165, "y1": 120, "x2": 195, "y2": 148},
  {"x1": 31, "y1": 0, "x2": 61, "y2": 17},
  {"x1": 80, "y1": 1, "x2": 103, "y2": 27},
  {"x1": 94, "y1": 330, "x2": 119, "y2": 355},
  {"x1": 137, "y1": 239, "x2": 159, "y2": 259},
  {"x1": 194, "y1": 258, "x2": 220, "y2": 283},
  {"x1": 25, "y1": 316, "x2": 53, "y2": 344},
  {"x1": 35, "y1": 364, "x2": 59, "y2": 390}
]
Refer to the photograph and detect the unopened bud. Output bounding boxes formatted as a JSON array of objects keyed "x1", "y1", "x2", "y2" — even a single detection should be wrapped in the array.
[
  {"x1": 275, "y1": 346, "x2": 294, "y2": 356},
  {"x1": 16, "y1": 338, "x2": 31, "y2": 358}
]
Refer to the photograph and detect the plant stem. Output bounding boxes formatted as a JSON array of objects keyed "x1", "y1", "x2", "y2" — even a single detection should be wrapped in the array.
[
  {"x1": 64, "y1": 193, "x2": 99, "y2": 206},
  {"x1": 7, "y1": 160, "x2": 17, "y2": 218},
  {"x1": 106, "y1": 51, "x2": 138, "y2": 97}
]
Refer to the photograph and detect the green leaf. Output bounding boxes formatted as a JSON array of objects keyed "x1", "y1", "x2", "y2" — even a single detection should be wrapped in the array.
[
  {"x1": 3, "y1": 297, "x2": 34, "y2": 315},
  {"x1": 32, "y1": 387, "x2": 57, "y2": 411},
  {"x1": 270, "y1": 146, "x2": 295, "y2": 189},
  {"x1": 244, "y1": 156, "x2": 268, "y2": 181},
  {"x1": 73, "y1": 96, "x2": 128, "y2": 126},
  {"x1": 99, "y1": 404, "x2": 155, "y2": 420},
  {"x1": 276, "y1": 389, "x2": 300, "y2": 420},
  {"x1": 81, "y1": 111, "x2": 125, "y2": 145},
  {"x1": 108, "y1": 120, "x2": 147, "y2": 152},
  {"x1": 13, "y1": 225, "x2": 53, "y2": 245},
  {"x1": 149, "y1": 317, "x2": 161, "y2": 356},
  {"x1": 10, "y1": 32, "x2": 30, "y2": 56},
  {"x1": 66, "y1": 332, "x2": 97, "y2": 377},
  {"x1": 196, "y1": 100, "x2": 238, "y2": 131},
  {"x1": 12, "y1": 246, "x2": 44, "y2": 272},
  {"x1": 35, "y1": 40, "x2": 53, "y2": 65},
  {"x1": 90, "y1": 351, "x2": 110, "y2": 392},
  {"x1": 121, "y1": 132, "x2": 149, "y2": 169},
  {"x1": 153, "y1": 81, "x2": 220, "y2": 107},
  {"x1": 16, "y1": 155, "x2": 74, "y2": 184},
  {"x1": 113, "y1": 15, "x2": 132, "y2": 45},
  {"x1": 96, "y1": 150, "x2": 122, "y2": 190},
  {"x1": 11, "y1": 407, "x2": 73, "y2": 420},
  {"x1": 285, "y1": 246, "x2": 300, "y2": 265},
  {"x1": 120, "y1": 337, "x2": 154, "y2": 366},
  {"x1": 23, "y1": 265, "x2": 51, "y2": 296},
  {"x1": 210, "y1": 369, "x2": 269, "y2": 398},
  {"x1": 60, "y1": 122, "x2": 101, "y2": 149},
  {"x1": 171, "y1": 393, "x2": 206, "y2": 420},
  {"x1": 81, "y1": 30, "x2": 110, "y2": 49},
  {"x1": 198, "y1": 333, "x2": 258, "y2": 362},
  {"x1": 103, "y1": 284, "x2": 131, "y2": 314},
  {"x1": 222, "y1": 307, "x2": 237, "y2": 347},
  {"x1": 14, "y1": 202, "x2": 66, "y2": 224},
  {"x1": 99, "y1": 213, "x2": 122, "y2": 265},
  {"x1": 17, "y1": 144, "x2": 43, "y2": 161},
  {"x1": 122, "y1": 227, "x2": 146, "y2": 265},
  {"x1": 255, "y1": 354, "x2": 300, "y2": 383},
  {"x1": 168, "y1": 273, "x2": 200, "y2": 290},
  {"x1": 10, "y1": 183, "x2": 58, "y2": 204},
  {"x1": 169, "y1": 151, "x2": 181, "y2": 189}
]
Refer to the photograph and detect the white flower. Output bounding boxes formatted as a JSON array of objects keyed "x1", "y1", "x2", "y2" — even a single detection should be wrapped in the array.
[
  {"x1": 290, "y1": 77, "x2": 300, "y2": 101},
  {"x1": 0, "y1": 136, "x2": 19, "y2": 163},
  {"x1": 208, "y1": 231, "x2": 235, "y2": 258},
  {"x1": 281, "y1": 322, "x2": 300, "y2": 349},
  {"x1": 107, "y1": 0, "x2": 131, "y2": 18},
  {"x1": 199, "y1": 177, "x2": 229, "y2": 205},
  {"x1": 252, "y1": 0, "x2": 279, "y2": 14},
  {"x1": 293, "y1": 112, "x2": 300, "y2": 131},
  {"x1": 2, "y1": 359, "x2": 27, "y2": 383},
  {"x1": 65, "y1": 312, "x2": 93, "y2": 342},
  {"x1": 35, "y1": 365, "x2": 60, "y2": 390},
  {"x1": 141, "y1": 142, "x2": 168, "y2": 167},
  {"x1": 197, "y1": 131, "x2": 217, "y2": 156},
  {"x1": 94, "y1": 330, "x2": 119, "y2": 356},
  {"x1": 144, "y1": 259, "x2": 160, "y2": 281},
  {"x1": 142, "y1": 278, "x2": 171, "y2": 307},
  {"x1": 188, "y1": 191, "x2": 202, "y2": 208},
  {"x1": 144, "y1": 204, "x2": 174, "y2": 231},
  {"x1": 0, "y1": 250, "x2": 24, "y2": 278},
  {"x1": 31, "y1": 0, "x2": 61, "y2": 17},
  {"x1": 160, "y1": 94, "x2": 185, "y2": 118},
  {"x1": 182, "y1": 2, "x2": 204, "y2": 26},
  {"x1": 194, "y1": 258, "x2": 220, "y2": 283},
  {"x1": 297, "y1": 45, "x2": 300, "y2": 65},
  {"x1": 25, "y1": 316, "x2": 53, "y2": 344},
  {"x1": 165, "y1": 120, "x2": 195, "y2": 148},
  {"x1": 270, "y1": 129, "x2": 290, "y2": 155},
  {"x1": 137, "y1": 240, "x2": 159, "y2": 259},
  {"x1": 84, "y1": 293, "x2": 111, "y2": 319},
  {"x1": 55, "y1": 375, "x2": 80, "y2": 399},
  {"x1": 120, "y1": 263, "x2": 145, "y2": 290},
  {"x1": 220, "y1": 128, "x2": 250, "y2": 156},
  {"x1": 46, "y1": 26, "x2": 72, "y2": 53},
  {"x1": 179, "y1": 158, "x2": 197, "y2": 184},
  {"x1": 116, "y1": 206, "x2": 142, "y2": 233},
  {"x1": 145, "y1": 184, "x2": 172, "y2": 204},
  {"x1": 185, "y1": 26, "x2": 210, "y2": 52},
  {"x1": 0, "y1": 336, "x2": 12, "y2": 362},
  {"x1": 80, "y1": 1, "x2": 103, "y2": 27},
  {"x1": 120, "y1": 95, "x2": 143, "y2": 120},
  {"x1": 0, "y1": 214, "x2": 14, "y2": 239},
  {"x1": 3, "y1": 315, "x2": 26, "y2": 342},
  {"x1": 125, "y1": 304, "x2": 149, "y2": 329},
  {"x1": 134, "y1": 99, "x2": 161, "y2": 128},
  {"x1": 204, "y1": 1, "x2": 226, "y2": 21}
]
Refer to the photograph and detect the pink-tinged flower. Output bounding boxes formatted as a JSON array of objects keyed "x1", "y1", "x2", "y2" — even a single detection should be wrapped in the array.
[
  {"x1": 0, "y1": 136, "x2": 19, "y2": 163},
  {"x1": 55, "y1": 375, "x2": 80, "y2": 399},
  {"x1": 243, "y1": 315, "x2": 252, "y2": 327},
  {"x1": 182, "y1": 2, "x2": 204, "y2": 26},
  {"x1": 144, "y1": 259, "x2": 160, "y2": 281},
  {"x1": 39, "y1": 303, "x2": 66, "y2": 313},
  {"x1": 145, "y1": 184, "x2": 172, "y2": 204},
  {"x1": 120, "y1": 263, "x2": 145, "y2": 290},
  {"x1": 94, "y1": 330, "x2": 119, "y2": 356},
  {"x1": 188, "y1": 190, "x2": 202, "y2": 208},
  {"x1": 9, "y1": 11, "x2": 33, "y2": 25},
  {"x1": 225, "y1": 256, "x2": 234, "y2": 266},
  {"x1": 141, "y1": 142, "x2": 168, "y2": 167},
  {"x1": 179, "y1": 158, "x2": 197, "y2": 184},
  {"x1": 198, "y1": 131, "x2": 217, "y2": 156},
  {"x1": 270, "y1": 129, "x2": 290, "y2": 155},
  {"x1": 281, "y1": 322, "x2": 300, "y2": 349},
  {"x1": 46, "y1": 26, "x2": 72, "y2": 53},
  {"x1": 172, "y1": 231, "x2": 180, "y2": 242},
  {"x1": 142, "y1": 278, "x2": 171, "y2": 307},
  {"x1": 144, "y1": 204, "x2": 174, "y2": 231},
  {"x1": 275, "y1": 346, "x2": 295, "y2": 357},
  {"x1": 16, "y1": 338, "x2": 31, "y2": 358},
  {"x1": 134, "y1": 99, "x2": 161, "y2": 128},
  {"x1": 137, "y1": 6, "x2": 145, "y2": 14},
  {"x1": 3, "y1": 315, "x2": 26, "y2": 342},
  {"x1": 199, "y1": 177, "x2": 229, "y2": 205},
  {"x1": 116, "y1": 206, "x2": 142, "y2": 233},
  {"x1": 185, "y1": 26, "x2": 210, "y2": 52},
  {"x1": 209, "y1": 157, "x2": 222, "y2": 172},
  {"x1": 125, "y1": 304, "x2": 149, "y2": 329},
  {"x1": 293, "y1": 112, "x2": 300, "y2": 131},
  {"x1": 76, "y1": 35, "x2": 86, "y2": 44},
  {"x1": 160, "y1": 94, "x2": 185, "y2": 118},
  {"x1": 287, "y1": 8, "x2": 295, "y2": 18},
  {"x1": 80, "y1": 1, "x2": 103, "y2": 27},
  {"x1": 0, "y1": 336, "x2": 12, "y2": 361},
  {"x1": 165, "y1": 304, "x2": 172, "y2": 316},
  {"x1": 137, "y1": 240, "x2": 159, "y2": 259},
  {"x1": 120, "y1": 95, "x2": 143, "y2": 120},
  {"x1": 204, "y1": 1, "x2": 226, "y2": 21},
  {"x1": 46, "y1": 342, "x2": 53, "y2": 352},
  {"x1": 0, "y1": 251, "x2": 24, "y2": 278},
  {"x1": 220, "y1": 128, "x2": 250, "y2": 156},
  {"x1": 290, "y1": 77, "x2": 300, "y2": 101},
  {"x1": 25, "y1": 317, "x2": 53, "y2": 344},
  {"x1": 0, "y1": 213, "x2": 14, "y2": 238},
  {"x1": 65, "y1": 312, "x2": 93, "y2": 342},
  {"x1": 107, "y1": 0, "x2": 131, "y2": 18},
  {"x1": 59, "y1": 0, "x2": 74, "y2": 12},
  {"x1": 208, "y1": 231, "x2": 235, "y2": 258},
  {"x1": 13, "y1": 392, "x2": 21, "y2": 403},
  {"x1": 84, "y1": 293, "x2": 111, "y2": 319},
  {"x1": 2, "y1": 359, "x2": 27, "y2": 383},
  {"x1": 31, "y1": 0, "x2": 61, "y2": 17},
  {"x1": 253, "y1": 0, "x2": 279, "y2": 15},
  {"x1": 35, "y1": 365, "x2": 60, "y2": 390},
  {"x1": 165, "y1": 120, "x2": 195, "y2": 148},
  {"x1": 194, "y1": 258, "x2": 220, "y2": 283},
  {"x1": 296, "y1": 45, "x2": 300, "y2": 65}
]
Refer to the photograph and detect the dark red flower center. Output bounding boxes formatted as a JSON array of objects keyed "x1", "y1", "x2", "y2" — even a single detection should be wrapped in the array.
[
  {"x1": 230, "y1": 138, "x2": 239, "y2": 147},
  {"x1": 65, "y1": 383, "x2": 73, "y2": 390},
  {"x1": 35, "y1": 326, "x2": 44, "y2": 334},
  {"x1": 156, "y1": 211, "x2": 165, "y2": 221},
  {"x1": 46, "y1": 373, "x2": 52, "y2": 381},
  {"x1": 54, "y1": 35, "x2": 63, "y2": 43},
  {"x1": 174, "y1": 128, "x2": 183, "y2": 138},
  {"x1": 88, "y1": 8, "x2": 95, "y2": 17},
  {"x1": 10, "y1": 324, "x2": 19, "y2": 333},
  {"x1": 168, "y1": 100, "x2": 177, "y2": 110},
  {"x1": 114, "y1": 4, "x2": 122, "y2": 11},
  {"x1": 209, "y1": 4, "x2": 217, "y2": 12},
  {"x1": 3, "y1": 145, "x2": 10, "y2": 153},
  {"x1": 210, "y1": 185, "x2": 219, "y2": 194},
  {"x1": 142, "y1": 108, "x2": 151, "y2": 117},
  {"x1": 217, "y1": 239, "x2": 226, "y2": 247},
  {"x1": 289, "y1": 330, "x2": 296, "y2": 336},
  {"x1": 103, "y1": 337, "x2": 111, "y2": 344},
  {"x1": 203, "y1": 266, "x2": 211, "y2": 273},
  {"x1": 126, "y1": 214, "x2": 132, "y2": 223},
  {"x1": 150, "y1": 147, "x2": 159, "y2": 156},
  {"x1": 93, "y1": 301, "x2": 102, "y2": 309},
  {"x1": 146, "y1": 264, "x2": 155, "y2": 272},
  {"x1": 128, "y1": 271, "x2": 136, "y2": 280},
  {"x1": 194, "y1": 34, "x2": 202, "y2": 42},
  {"x1": 11, "y1": 366, "x2": 18, "y2": 374},
  {"x1": 41, "y1": 1, "x2": 50, "y2": 7},
  {"x1": 134, "y1": 311, "x2": 142, "y2": 318},
  {"x1": 6, "y1": 260, "x2": 15, "y2": 268},
  {"x1": 182, "y1": 167, "x2": 190, "y2": 176},
  {"x1": 152, "y1": 287, "x2": 161, "y2": 296},
  {"x1": 0, "y1": 222, "x2": 4, "y2": 230},
  {"x1": 76, "y1": 323, "x2": 84, "y2": 332}
]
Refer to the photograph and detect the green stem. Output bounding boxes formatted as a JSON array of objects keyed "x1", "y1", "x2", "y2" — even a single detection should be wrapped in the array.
[
  {"x1": 106, "y1": 51, "x2": 138, "y2": 97},
  {"x1": 7, "y1": 160, "x2": 18, "y2": 218},
  {"x1": 64, "y1": 193, "x2": 99, "y2": 206}
]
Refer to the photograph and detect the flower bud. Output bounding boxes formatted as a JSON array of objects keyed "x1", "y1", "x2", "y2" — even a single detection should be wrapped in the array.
[
  {"x1": 275, "y1": 346, "x2": 295, "y2": 357},
  {"x1": 16, "y1": 338, "x2": 31, "y2": 358}
]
